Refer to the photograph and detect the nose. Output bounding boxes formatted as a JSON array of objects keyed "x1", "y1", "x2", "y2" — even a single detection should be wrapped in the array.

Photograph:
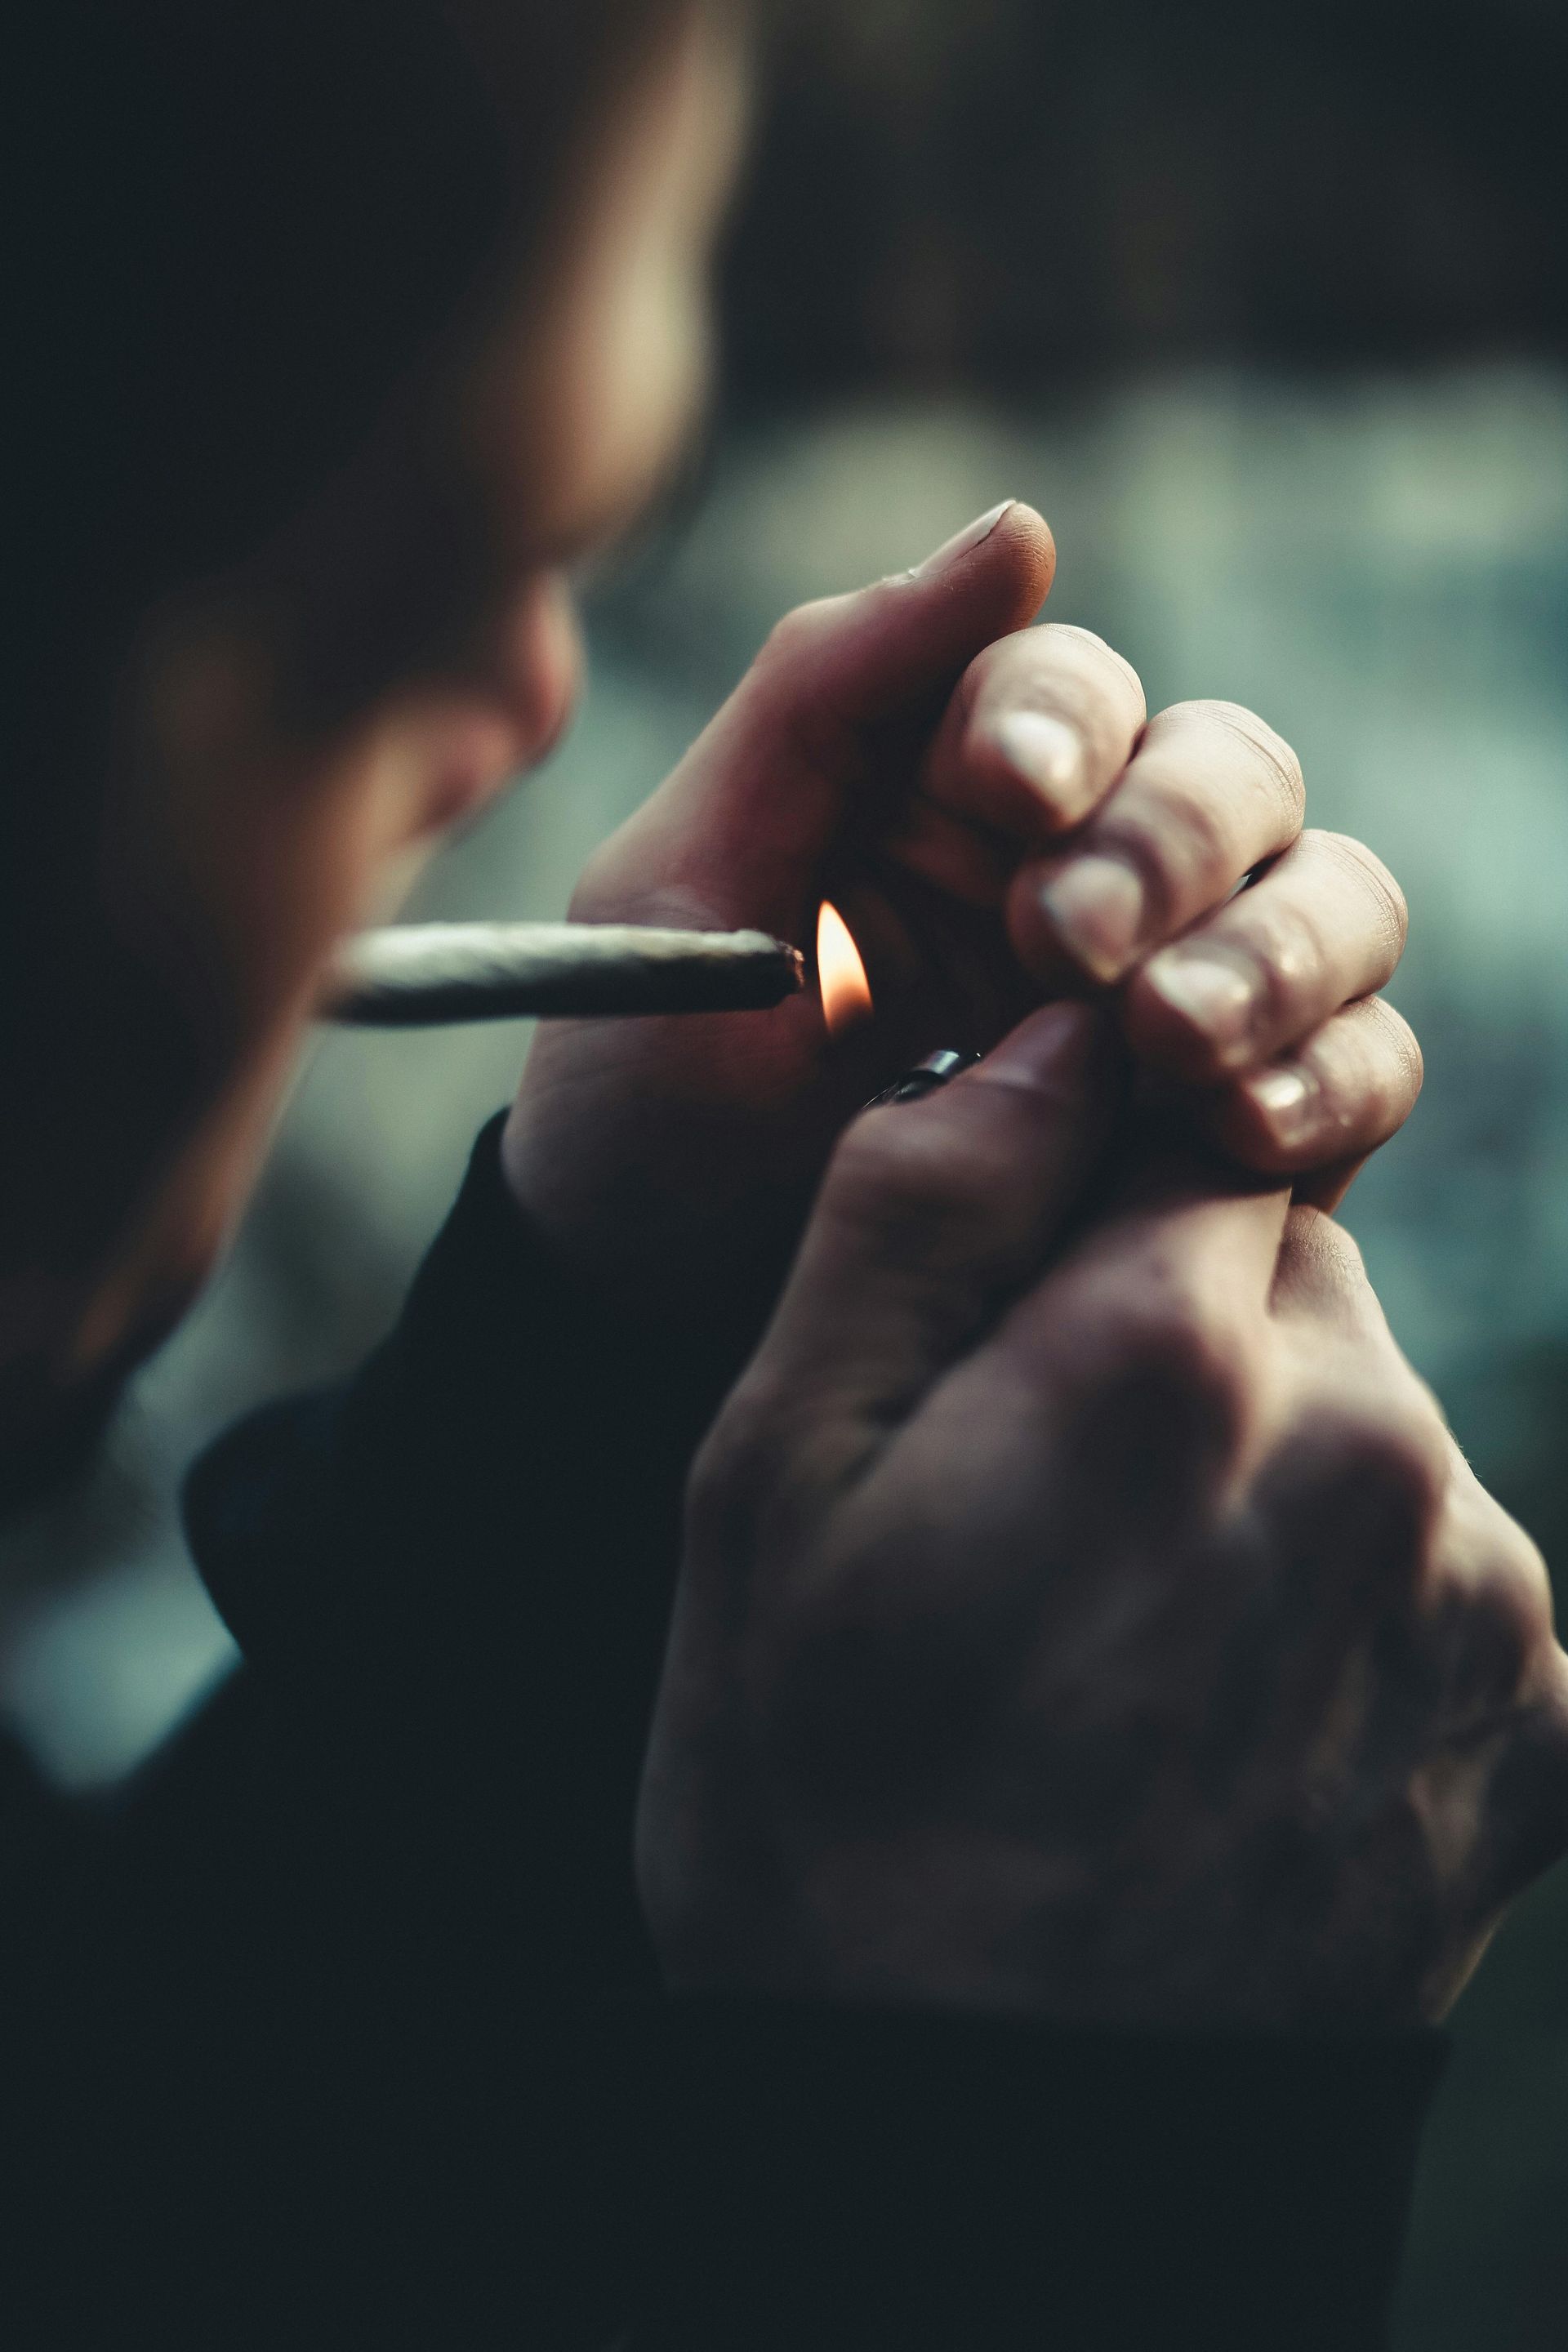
[
  {"x1": 494, "y1": 570, "x2": 585, "y2": 770},
  {"x1": 412, "y1": 569, "x2": 584, "y2": 837}
]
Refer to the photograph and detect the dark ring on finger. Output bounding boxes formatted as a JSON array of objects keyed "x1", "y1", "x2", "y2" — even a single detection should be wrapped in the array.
[{"x1": 864, "y1": 1049, "x2": 982, "y2": 1109}]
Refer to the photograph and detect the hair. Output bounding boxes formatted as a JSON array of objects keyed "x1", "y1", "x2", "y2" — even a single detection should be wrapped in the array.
[
  {"x1": 0, "y1": 0, "x2": 706, "y2": 1506},
  {"x1": 7, "y1": 0, "x2": 697, "y2": 764}
]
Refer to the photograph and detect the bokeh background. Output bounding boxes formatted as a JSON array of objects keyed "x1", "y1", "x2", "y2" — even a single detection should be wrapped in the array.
[{"x1": 5, "y1": 2, "x2": 1568, "y2": 2340}]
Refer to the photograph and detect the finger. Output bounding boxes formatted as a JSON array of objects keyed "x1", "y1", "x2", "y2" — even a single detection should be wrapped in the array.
[
  {"x1": 1199, "y1": 996, "x2": 1424, "y2": 1184},
  {"x1": 1423, "y1": 1459, "x2": 1568, "y2": 1918},
  {"x1": 1234, "y1": 1384, "x2": 1451, "y2": 1753},
  {"x1": 1271, "y1": 1208, "x2": 1455, "y2": 1463},
  {"x1": 575, "y1": 503, "x2": 1057, "y2": 937},
  {"x1": 745, "y1": 1004, "x2": 1120, "y2": 1444},
  {"x1": 916, "y1": 623, "x2": 1147, "y2": 842},
  {"x1": 1269, "y1": 1205, "x2": 1388, "y2": 1335},
  {"x1": 1007, "y1": 699, "x2": 1306, "y2": 988},
  {"x1": 1123, "y1": 831, "x2": 1410, "y2": 1083},
  {"x1": 942, "y1": 1158, "x2": 1294, "y2": 1528},
  {"x1": 993, "y1": 1165, "x2": 1292, "y2": 1386}
]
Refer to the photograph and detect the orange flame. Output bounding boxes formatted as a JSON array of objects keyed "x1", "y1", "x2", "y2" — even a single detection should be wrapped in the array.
[{"x1": 817, "y1": 901, "x2": 873, "y2": 1034}]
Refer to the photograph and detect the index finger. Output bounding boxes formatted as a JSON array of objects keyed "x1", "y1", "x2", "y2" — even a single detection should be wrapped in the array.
[{"x1": 918, "y1": 623, "x2": 1149, "y2": 843}]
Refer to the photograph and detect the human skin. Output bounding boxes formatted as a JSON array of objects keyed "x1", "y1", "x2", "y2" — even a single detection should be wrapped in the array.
[
  {"x1": 503, "y1": 499, "x2": 1421, "y2": 1348},
  {"x1": 5, "y1": 0, "x2": 1546, "y2": 2033},
  {"x1": 2, "y1": 0, "x2": 1419, "y2": 1495},
  {"x1": 0, "y1": 3, "x2": 746, "y2": 1481},
  {"x1": 639, "y1": 1006, "x2": 1568, "y2": 2029}
]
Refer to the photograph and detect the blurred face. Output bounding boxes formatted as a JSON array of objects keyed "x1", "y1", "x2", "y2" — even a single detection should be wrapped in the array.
[{"x1": 1, "y1": 2, "x2": 746, "y2": 1490}]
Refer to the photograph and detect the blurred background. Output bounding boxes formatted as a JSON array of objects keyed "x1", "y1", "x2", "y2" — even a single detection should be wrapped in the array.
[{"x1": 4, "y1": 0, "x2": 1568, "y2": 2339}]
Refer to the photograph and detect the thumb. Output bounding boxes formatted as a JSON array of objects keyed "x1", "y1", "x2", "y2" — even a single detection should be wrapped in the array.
[
  {"x1": 582, "y1": 502, "x2": 1056, "y2": 933},
  {"x1": 739, "y1": 497, "x2": 1056, "y2": 745},
  {"x1": 736, "y1": 1003, "x2": 1118, "y2": 1477}
]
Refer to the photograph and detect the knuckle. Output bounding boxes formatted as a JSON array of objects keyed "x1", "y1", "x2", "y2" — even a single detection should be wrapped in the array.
[
  {"x1": 760, "y1": 595, "x2": 840, "y2": 670},
  {"x1": 1142, "y1": 788, "x2": 1233, "y2": 909},
  {"x1": 1071, "y1": 1281, "x2": 1253, "y2": 1454},
  {"x1": 1490, "y1": 1539, "x2": 1557, "y2": 1655},
  {"x1": 685, "y1": 1414, "x2": 770, "y2": 1566},
  {"x1": 826, "y1": 1112, "x2": 1003, "y2": 1272},
  {"x1": 1301, "y1": 1392, "x2": 1451, "y2": 1549},
  {"x1": 956, "y1": 630, "x2": 1014, "y2": 714},
  {"x1": 690, "y1": 1373, "x2": 789, "y2": 1519},
  {"x1": 1373, "y1": 1410, "x2": 1452, "y2": 1530},
  {"x1": 1525, "y1": 1657, "x2": 1568, "y2": 1788},
  {"x1": 1097, "y1": 795, "x2": 1224, "y2": 931},
  {"x1": 1173, "y1": 699, "x2": 1306, "y2": 828},
  {"x1": 1235, "y1": 894, "x2": 1324, "y2": 1028},
  {"x1": 1358, "y1": 995, "x2": 1424, "y2": 1102},
  {"x1": 1432, "y1": 1462, "x2": 1556, "y2": 1649},
  {"x1": 686, "y1": 1361, "x2": 835, "y2": 1572},
  {"x1": 1500, "y1": 1522, "x2": 1554, "y2": 1621},
  {"x1": 1313, "y1": 830, "x2": 1410, "y2": 957},
  {"x1": 1423, "y1": 1553, "x2": 1552, "y2": 1718},
  {"x1": 1044, "y1": 621, "x2": 1147, "y2": 715}
]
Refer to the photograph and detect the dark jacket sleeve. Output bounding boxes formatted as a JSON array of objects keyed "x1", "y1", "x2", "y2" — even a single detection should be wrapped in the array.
[
  {"x1": 183, "y1": 1112, "x2": 720, "y2": 2000},
  {"x1": 611, "y1": 1993, "x2": 1445, "y2": 2350},
  {"x1": 4, "y1": 1116, "x2": 708, "y2": 2350},
  {"x1": 0, "y1": 1118, "x2": 1441, "y2": 2349}
]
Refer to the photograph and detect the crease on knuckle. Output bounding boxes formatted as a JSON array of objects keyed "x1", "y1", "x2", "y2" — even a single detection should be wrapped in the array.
[
  {"x1": 1235, "y1": 894, "x2": 1324, "y2": 1029},
  {"x1": 959, "y1": 627, "x2": 1043, "y2": 725},
  {"x1": 1170, "y1": 699, "x2": 1306, "y2": 832},
  {"x1": 1041, "y1": 623, "x2": 1148, "y2": 718},
  {"x1": 1312, "y1": 830, "x2": 1410, "y2": 960},
  {"x1": 1100, "y1": 786, "x2": 1230, "y2": 929},
  {"x1": 1354, "y1": 994, "x2": 1424, "y2": 1102}
]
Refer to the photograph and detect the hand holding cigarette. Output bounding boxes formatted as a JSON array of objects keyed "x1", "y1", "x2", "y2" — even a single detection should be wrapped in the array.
[{"x1": 501, "y1": 502, "x2": 1422, "y2": 1354}]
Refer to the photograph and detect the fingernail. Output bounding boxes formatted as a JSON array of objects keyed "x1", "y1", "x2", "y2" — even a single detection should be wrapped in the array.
[
  {"x1": 1143, "y1": 948, "x2": 1258, "y2": 1061},
  {"x1": 1250, "y1": 1065, "x2": 1318, "y2": 1146},
  {"x1": 1036, "y1": 855, "x2": 1144, "y2": 982},
  {"x1": 917, "y1": 500, "x2": 1016, "y2": 577},
  {"x1": 990, "y1": 710, "x2": 1087, "y2": 815}
]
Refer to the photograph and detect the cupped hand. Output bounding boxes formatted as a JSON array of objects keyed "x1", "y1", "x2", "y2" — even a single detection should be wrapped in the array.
[
  {"x1": 639, "y1": 1008, "x2": 1568, "y2": 2029},
  {"x1": 504, "y1": 503, "x2": 1420, "y2": 1331}
]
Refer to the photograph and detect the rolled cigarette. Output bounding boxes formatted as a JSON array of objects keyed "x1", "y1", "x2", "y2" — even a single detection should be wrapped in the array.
[{"x1": 322, "y1": 921, "x2": 806, "y2": 1025}]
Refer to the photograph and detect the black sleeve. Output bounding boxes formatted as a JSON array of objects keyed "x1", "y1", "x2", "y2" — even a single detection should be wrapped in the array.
[
  {"x1": 610, "y1": 1993, "x2": 1446, "y2": 2351},
  {"x1": 184, "y1": 1112, "x2": 732, "y2": 2001},
  {"x1": 4, "y1": 1116, "x2": 716, "y2": 2350}
]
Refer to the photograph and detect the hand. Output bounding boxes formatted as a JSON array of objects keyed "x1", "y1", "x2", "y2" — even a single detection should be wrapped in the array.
[
  {"x1": 638, "y1": 1006, "x2": 1568, "y2": 2029},
  {"x1": 504, "y1": 505, "x2": 1421, "y2": 1351}
]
